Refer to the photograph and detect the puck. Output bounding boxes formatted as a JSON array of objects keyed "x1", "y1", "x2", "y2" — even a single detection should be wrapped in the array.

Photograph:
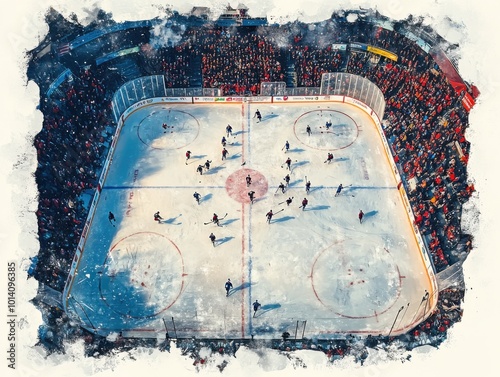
[{"x1": 199, "y1": 181, "x2": 201, "y2": 183}]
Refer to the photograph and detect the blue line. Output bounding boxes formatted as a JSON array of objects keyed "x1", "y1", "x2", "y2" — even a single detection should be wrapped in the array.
[
  {"x1": 103, "y1": 185, "x2": 226, "y2": 190},
  {"x1": 248, "y1": 205, "x2": 253, "y2": 336}
]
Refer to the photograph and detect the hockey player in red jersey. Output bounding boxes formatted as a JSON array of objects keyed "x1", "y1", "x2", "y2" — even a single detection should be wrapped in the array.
[
  {"x1": 266, "y1": 210, "x2": 273, "y2": 224},
  {"x1": 301, "y1": 198, "x2": 308, "y2": 211},
  {"x1": 359, "y1": 209, "x2": 364, "y2": 223}
]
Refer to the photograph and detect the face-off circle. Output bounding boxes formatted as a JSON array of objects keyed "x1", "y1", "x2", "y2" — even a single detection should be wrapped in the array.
[
  {"x1": 136, "y1": 108, "x2": 200, "y2": 150},
  {"x1": 311, "y1": 238, "x2": 402, "y2": 318},
  {"x1": 99, "y1": 232, "x2": 185, "y2": 319},
  {"x1": 225, "y1": 168, "x2": 269, "y2": 203},
  {"x1": 294, "y1": 109, "x2": 359, "y2": 151}
]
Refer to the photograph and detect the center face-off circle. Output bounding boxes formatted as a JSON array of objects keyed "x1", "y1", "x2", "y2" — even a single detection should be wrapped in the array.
[
  {"x1": 294, "y1": 109, "x2": 359, "y2": 150},
  {"x1": 137, "y1": 108, "x2": 200, "y2": 150},
  {"x1": 99, "y1": 232, "x2": 185, "y2": 319},
  {"x1": 311, "y1": 238, "x2": 401, "y2": 318},
  {"x1": 225, "y1": 168, "x2": 269, "y2": 203}
]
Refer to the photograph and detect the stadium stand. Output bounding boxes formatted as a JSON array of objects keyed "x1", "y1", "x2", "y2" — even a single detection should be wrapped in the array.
[{"x1": 26, "y1": 6, "x2": 476, "y2": 363}]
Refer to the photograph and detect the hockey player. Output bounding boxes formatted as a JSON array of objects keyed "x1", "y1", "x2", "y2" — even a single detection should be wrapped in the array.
[
  {"x1": 283, "y1": 140, "x2": 290, "y2": 153},
  {"x1": 277, "y1": 182, "x2": 286, "y2": 194},
  {"x1": 253, "y1": 300, "x2": 261, "y2": 317},
  {"x1": 305, "y1": 180, "x2": 311, "y2": 194},
  {"x1": 225, "y1": 278, "x2": 233, "y2": 297},
  {"x1": 325, "y1": 120, "x2": 332, "y2": 130},
  {"x1": 226, "y1": 124, "x2": 233, "y2": 137},
  {"x1": 266, "y1": 210, "x2": 273, "y2": 224},
  {"x1": 286, "y1": 197, "x2": 293, "y2": 206},
  {"x1": 325, "y1": 153, "x2": 334, "y2": 164},
  {"x1": 209, "y1": 232, "x2": 216, "y2": 247},
  {"x1": 246, "y1": 174, "x2": 252, "y2": 187},
  {"x1": 359, "y1": 209, "x2": 364, "y2": 224},
  {"x1": 301, "y1": 198, "x2": 308, "y2": 211},
  {"x1": 108, "y1": 211, "x2": 116, "y2": 225},
  {"x1": 162, "y1": 122, "x2": 168, "y2": 133},
  {"x1": 222, "y1": 147, "x2": 229, "y2": 160},
  {"x1": 193, "y1": 191, "x2": 201, "y2": 204},
  {"x1": 248, "y1": 190, "x2": 256, "y2": 204},
  {"x1": 254, "y1": 109, "x2": 262, "y2": 122},
  {"x1": 185, "y1": 150, "x2": 191, "y2": 164},
  {"x1": 154, "y1": 211, "x2": 163, "y2": 223},
  {"x1": 204, "y1": 159, "x2": 212, "y2": 170},
  {"x1": 212, "y1": 213, "x2": 221, "y2": 226},
  {"x1": 221, "y1": 136, "x2": 227, "y2": 146},
  {"x1": 284, "y1": 157, "x2": 292, "y2": 170},
  {"x1": 196, "y1": 164, "x2": 204, "y2": 175},
  {"x1": 306, "y1": 125, "x2": 311, "y2": 136},
  {"x1": 284, "y1": 174, "x2": 290, "y2": 186},
  {"x1": 335, "y1": 184, "x2": 343, "y2": 197}
]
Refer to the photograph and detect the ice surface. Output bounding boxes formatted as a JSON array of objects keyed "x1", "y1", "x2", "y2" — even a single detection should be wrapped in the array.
[
  {"x1": 68, "y1": 102, "x2": 433, "y2": 339},
  {"x1": 2, "y1": 0, "x2": 500, "y2": 376}
]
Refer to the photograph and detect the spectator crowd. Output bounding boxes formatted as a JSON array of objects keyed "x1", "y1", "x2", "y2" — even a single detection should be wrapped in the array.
[{"x1": 28, "y1": 9, "x2": 473, "y2": 363}]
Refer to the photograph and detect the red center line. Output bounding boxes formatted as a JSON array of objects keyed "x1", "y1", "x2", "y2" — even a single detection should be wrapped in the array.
[{"x1": 240, "y1": 102, "x2": 246, "y2": 337}]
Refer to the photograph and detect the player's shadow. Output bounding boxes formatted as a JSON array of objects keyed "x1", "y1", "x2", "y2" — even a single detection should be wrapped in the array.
[
  {"x1": 263, "y1": 113, "x2": 279, "y2": 121},
  {"x1": 288, "y1": 180, "x2": 302, "y2": 187},
  {"x1": 308, "y1": 185, "x2": 324, "y2": 193},
  {"x1": 223, "y1": 218, "x2": 239, "y2": 226},
  {"x1": 305, "y1": 205, "x2": 330, "y2": 211},
  {"x1": 200, "y1": 193, "x2": 212, "y2": 203},
  {"x1": 162, "y1": 214, "x2": 182, "y2": 225},
  {"x1": 228, "y1": 281, "x2": 254, "y2": 296},
  {"x1": 186, "y1": 155, "x2": 207, "y2": 165},
  {"x1": 288, "y1": 148, "x2": 305, "y2": 153},
  {"x1": 229, "y1": 141, "x2": 242, "y2": 146},
  {"x1": 273, "y1": 216, "x2": 294, "y2": 223},
  {"x1": 204, "y1": 166, "x2": 226, "y2": 175},
  {"x1": 227, "y1": 153, "x2": 241, "y2": 160},
  {"x1": 252, "y1": 196, "x2": 267, "y2": 204},
  {"x1": 291, "y1": 161, "x2": 309, "y2": 173},
  {"x1": 255, "y1": 303, "x2": 282, "y2": 317},
  {"x1": 294, "y1": 160, "x2": 309, "y2": 167},
  {"x1": 216, "y1": 236, "x2": 234, "y2": 246},
  {"x1": 364, "y1": 210, "x2": 378, "y2": 218}
]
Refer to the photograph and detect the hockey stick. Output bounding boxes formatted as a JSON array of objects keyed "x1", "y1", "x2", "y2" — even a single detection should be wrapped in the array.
[
  {"x1": 203, "y1": 214, "x2": 220, "y2": 225},
  {"x1": 241, "y1": 161, "x2": 246, "y2": 166},
  {"x1": 274, "y1": 208, "x2": 285, "y2": 215},
  {"x1": 204, "y1": 215, "x2": 225, "y2": 225}
]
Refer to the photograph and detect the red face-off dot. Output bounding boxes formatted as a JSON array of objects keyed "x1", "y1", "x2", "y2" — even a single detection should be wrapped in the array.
[{"x1": 225, "y1": 168, "x2": 268, "y2": 203}]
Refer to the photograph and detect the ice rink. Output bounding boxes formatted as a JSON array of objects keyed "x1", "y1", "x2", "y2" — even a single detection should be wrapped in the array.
[{"x1": 65, "y1": 101, "x2": 434, "y2": 340}]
